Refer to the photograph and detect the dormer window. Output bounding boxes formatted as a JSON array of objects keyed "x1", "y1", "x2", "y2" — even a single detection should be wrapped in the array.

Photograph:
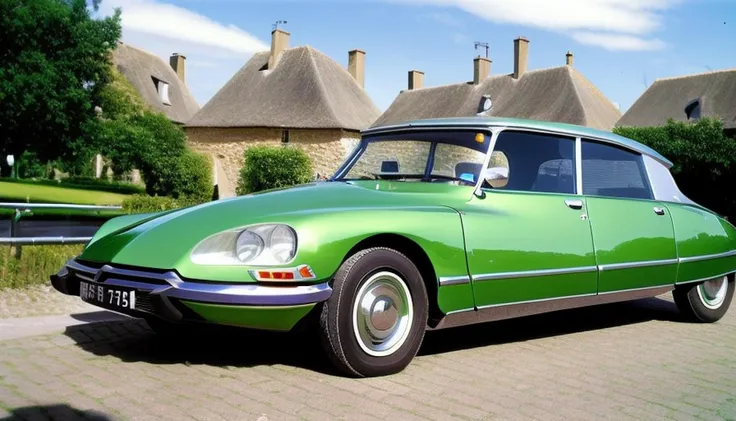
[
  {"x1": 152, "y1": 76, "x2": 171, "y2": 106},
  {"x1": 684, "y1": 98, "x2": 702, "y2": 120}
]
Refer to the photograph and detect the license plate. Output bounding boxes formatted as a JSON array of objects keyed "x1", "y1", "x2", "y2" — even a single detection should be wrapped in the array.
[{"x1": 79, "y1": 281, "x2": 136, "y2": 310}]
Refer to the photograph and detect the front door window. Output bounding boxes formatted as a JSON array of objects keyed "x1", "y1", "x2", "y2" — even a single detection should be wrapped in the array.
[{"x1": 484, "y1": 130, "x2": 577, "y2": 195}]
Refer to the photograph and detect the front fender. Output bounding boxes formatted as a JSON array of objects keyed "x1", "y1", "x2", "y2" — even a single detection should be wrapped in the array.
[
  {"x1": 85, "y1": 210, "x2": 174, "y2": 248},
  {"x1": 169, "y1": 205, "x2": 469, "y2": 286}
]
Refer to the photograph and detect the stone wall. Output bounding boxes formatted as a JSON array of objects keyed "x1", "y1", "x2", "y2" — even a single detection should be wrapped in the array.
[{"x1": 185, "y1": 127, "x2": 360, "y2": 197}]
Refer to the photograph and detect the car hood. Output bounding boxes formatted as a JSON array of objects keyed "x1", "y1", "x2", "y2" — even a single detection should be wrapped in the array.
[{"x1": 79, "y1": 180, "x2": 474, "y2": 269}]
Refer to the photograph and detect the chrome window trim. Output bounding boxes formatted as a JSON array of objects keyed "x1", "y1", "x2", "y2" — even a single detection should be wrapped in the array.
[
  {"x1": 472, "y1": 127, "x2": 503, "y2": 198},
  {"x1": 362, "y1": 119, "x2": 672, "y2": 168},
  {"x1": 679, "y1": 249, "x2": 736, "y2": 264},
  {"x1": 438, "y1": 276, "x2": 471, "y2": 286},
  {"x1": 575, "y1": 136, "x2": 583, "y2": 195},
  {"x1": 598, "y1": 258, "x2": 679, "y2": 272},
  {"x1": 472, "y1": 265, "x2": 598, "y2": 282}
]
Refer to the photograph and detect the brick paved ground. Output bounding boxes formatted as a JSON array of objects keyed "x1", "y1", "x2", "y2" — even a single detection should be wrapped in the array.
[{"x1": 1, "y1": 293, "x2": 735, "y2": 421}]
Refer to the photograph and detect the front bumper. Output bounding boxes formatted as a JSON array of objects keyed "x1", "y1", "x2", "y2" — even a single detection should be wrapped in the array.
[{"x1": 51, "y1": 258, "x2": 333, "y2": 326}]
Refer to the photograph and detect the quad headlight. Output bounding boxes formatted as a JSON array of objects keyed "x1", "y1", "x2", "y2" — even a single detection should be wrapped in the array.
[{"x1": 190, "y1": 224, "x2": 297, "y2": 266}]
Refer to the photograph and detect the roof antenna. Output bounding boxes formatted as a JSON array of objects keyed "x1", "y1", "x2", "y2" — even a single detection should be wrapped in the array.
[
  {"x1": 474, "y1": 42, "x2": 489, "y2": 58},
  {"x1": 272, "y1": 20, "x2": 287, "y2": 31}
]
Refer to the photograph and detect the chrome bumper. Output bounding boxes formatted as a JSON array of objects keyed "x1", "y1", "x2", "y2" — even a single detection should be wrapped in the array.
[{"x1": 51, "y1": 258, "x2": 333, "y2": 307}]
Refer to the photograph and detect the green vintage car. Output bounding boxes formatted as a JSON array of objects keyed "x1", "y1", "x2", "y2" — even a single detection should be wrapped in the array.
[{"x1": 51, "y1": 116, "x2": 736, "y2": 377}]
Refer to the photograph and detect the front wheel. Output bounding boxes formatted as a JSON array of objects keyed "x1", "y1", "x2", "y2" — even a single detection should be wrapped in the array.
[
  {"x1": 319, "y1": 247, "x2": 428, "y2": 377},
  {"x1": 673, "y1": 274, "x2": 734, "y2": 323}
]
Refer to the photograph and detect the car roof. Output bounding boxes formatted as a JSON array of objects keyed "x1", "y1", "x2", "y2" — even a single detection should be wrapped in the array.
[{"x1": 362, "y1": 116, "x2": 674, "y2": 168}]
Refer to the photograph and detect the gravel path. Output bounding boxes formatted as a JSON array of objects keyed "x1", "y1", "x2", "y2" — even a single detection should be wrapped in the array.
[{"x1": 0, "y1": 283, "x2": 98, "y2": 319}]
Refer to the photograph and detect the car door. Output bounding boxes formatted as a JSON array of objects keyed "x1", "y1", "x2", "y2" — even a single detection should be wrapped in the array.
[
  {"x1": 457, "y1": 130, "x2": 598, "y2": 308},
  {"x1": 580, "y1": 138, "x2": 678, "y2": 293}
]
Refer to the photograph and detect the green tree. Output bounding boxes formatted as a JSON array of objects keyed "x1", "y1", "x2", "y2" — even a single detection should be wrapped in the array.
[
  {"x1": 0, "y1": 0, "x2": 121, "y2": 173},
  {"x1": 614, "y1": 118, "x2": 736, "y2": 220},
  {"x1": 90, "y1": 67, "x2": 212, "y2": 200}
]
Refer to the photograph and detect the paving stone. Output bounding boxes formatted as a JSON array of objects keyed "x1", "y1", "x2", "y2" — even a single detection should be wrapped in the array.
[{"x1": 0, "y1": 293, "x2": 735, "y2": 420}]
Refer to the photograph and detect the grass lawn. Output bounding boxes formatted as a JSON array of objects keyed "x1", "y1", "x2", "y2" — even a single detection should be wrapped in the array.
[{"x1": 0, "y1": 181, "x2": 128, "y2": 206}]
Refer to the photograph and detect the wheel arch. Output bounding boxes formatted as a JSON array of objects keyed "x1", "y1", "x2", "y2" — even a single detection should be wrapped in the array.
[{"x1": 343, "y1": 233, "x2": 443, "y2": 324}]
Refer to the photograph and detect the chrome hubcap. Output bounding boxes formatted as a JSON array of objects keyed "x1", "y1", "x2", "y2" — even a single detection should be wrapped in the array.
[
  {"x1": 352, "y1": 271, "x2": 414, "y2": 357},
  {"x1": 697, "y1": 276, "x2": 729, "y2": 310}
]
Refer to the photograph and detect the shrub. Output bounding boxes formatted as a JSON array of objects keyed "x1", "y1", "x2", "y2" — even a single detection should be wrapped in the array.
[
  {"x1": 121, "y1": 195, "x2": 182, "y2": 214},
  {"x1": 0, "y1": 245, "x2": 83, "y2": 290},
  {"x1": 236, "y1": 146, "x2": 313, "y2": 195},
  {"x1": 171, "y1": 150, "x2": 213, "y2": 202},
  {"x1": 614, "y1": 117, "x2": 736, "y2": 220},
  {"x1": 121, "y1": 193, "x2": 211, "y2": 214}
]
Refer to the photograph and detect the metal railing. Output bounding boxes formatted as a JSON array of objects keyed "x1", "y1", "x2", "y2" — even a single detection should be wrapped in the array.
[{"x1": 1, "y1": 202, "x2": 122, "y2": 246}]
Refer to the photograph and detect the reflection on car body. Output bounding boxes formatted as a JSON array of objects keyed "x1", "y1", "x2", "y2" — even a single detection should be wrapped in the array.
[{"x1": 51, "y1": 113, "x2": 736, "y2": 378}]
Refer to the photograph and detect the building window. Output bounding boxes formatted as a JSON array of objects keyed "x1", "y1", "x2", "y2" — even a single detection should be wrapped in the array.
[
  {"x1": 151, "y1": 76, "x2": 171, "y2": 106},
  {"x1": 684, "y1": 98, "x2": 702, "y2": 120},
  {"x1": 281, "y1": 130, "x2": 290, "y2": 144}
]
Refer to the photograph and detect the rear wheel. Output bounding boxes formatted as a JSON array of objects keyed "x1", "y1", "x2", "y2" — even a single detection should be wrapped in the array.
[
  {"x1": 673, "y1": 274, "x2": 734, "y2": 323},
  {"x1": 319, "y1": 247, "x2": 428, "y2": 377}
]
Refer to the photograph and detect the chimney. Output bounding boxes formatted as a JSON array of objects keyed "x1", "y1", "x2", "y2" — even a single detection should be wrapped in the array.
[
  {"x1": 513, "y1": 36, "x2": 529, "y2": 79},
  {"x1": 170, "y1": 53, "x2": 186, "y2": 84},
  {"x1": 566, "y1": 50, "x2": 574, "y2": 66},
  {"x1": 473, "y1": 56, "x2": 491, "y2": 84},
  {"x1": 268, "y1": 29, "x2": 290, "y2": 69},
  {"x1": 408, "y1": 70, "x2": 424, "y2": 90},
  {"x1": 348, "y1": 49, "x2": 366, "y2": 89}
]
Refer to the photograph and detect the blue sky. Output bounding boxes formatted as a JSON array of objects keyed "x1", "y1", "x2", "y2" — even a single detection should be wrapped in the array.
[{"x1": 97, "y1": 0, "x2": 736, "y2": 115}]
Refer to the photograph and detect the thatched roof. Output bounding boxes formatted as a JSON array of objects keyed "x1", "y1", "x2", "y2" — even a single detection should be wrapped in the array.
[
  {"x1": 617, "y1": 69, "x2": 736, "y2": 129},
  {"x1": 112, "y1": 43, "x2": 200, "y2": 124},
  {"x1": 186, "y1": 46, "x2": 381, "y2": 131},
  {"x1": 373, "y1": 65, "x2": 622, "y2": 131}
]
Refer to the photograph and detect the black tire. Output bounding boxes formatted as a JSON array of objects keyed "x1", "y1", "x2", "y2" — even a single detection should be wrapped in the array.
[
  {"x1": 319, "y1": 247, "x2": 428, "y2": 377},
  {"x1": 673, "y1": 274, "x2": 734, "y2": 323}
]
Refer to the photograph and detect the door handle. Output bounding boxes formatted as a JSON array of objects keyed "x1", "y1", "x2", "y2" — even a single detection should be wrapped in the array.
[
  {"x1": 653, "y1": 206, "x2": 665, "y2": 216},
  {"x1": 565, "y1": 199, "x2": 584, "y2": 210}
]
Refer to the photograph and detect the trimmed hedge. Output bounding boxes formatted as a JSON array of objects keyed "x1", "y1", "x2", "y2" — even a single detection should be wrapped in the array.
[
  {"x1": 614, "y1": 117, "x2": 736, "y2": 220},
  {"x1": 121, "y1": 194, "x2": 210, "y2": 214},
  {"x1": 0, "y1": 176, "x2": 146, "y2": 195},
  {"x1": 172, "y1": 150, "x2": 214, "y2": 202},
  {"x1": 236, "y1": 146, "x2": 313, "y2": 195}
]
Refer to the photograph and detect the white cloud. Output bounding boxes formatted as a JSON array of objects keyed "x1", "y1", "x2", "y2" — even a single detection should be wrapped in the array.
[
  {"x1": 390, "y1": 0, "x2": 681, "y2": 51},
  {"x1": 96, "y1": 0, "x2": 269, "y2": 107},
  {"x1": 100, "y1": 0, "x2": 268, "y2": 54},
  {"x1": 572, "y1": 32, "x2": 666, "y2": 51}
]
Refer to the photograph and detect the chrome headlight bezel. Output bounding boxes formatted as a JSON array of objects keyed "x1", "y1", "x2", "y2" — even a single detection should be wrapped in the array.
[{"x1": 190, "y1": 223, "x2": 298, "y2": 266}]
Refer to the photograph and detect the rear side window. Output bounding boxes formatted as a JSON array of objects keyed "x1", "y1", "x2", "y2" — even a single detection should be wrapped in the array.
[{"x1": 581, "y1": 139, "x2": 653, "y2": 200}]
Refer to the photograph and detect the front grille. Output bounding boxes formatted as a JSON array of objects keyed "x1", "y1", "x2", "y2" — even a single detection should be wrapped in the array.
[{"x1": 135, "y1": 291, "x2": 156, "y2": 313}]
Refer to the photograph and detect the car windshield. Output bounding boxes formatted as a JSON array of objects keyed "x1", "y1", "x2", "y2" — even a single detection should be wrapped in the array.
[{"x1": 333, "y1": 130, "x2": 491, "y2": 185}]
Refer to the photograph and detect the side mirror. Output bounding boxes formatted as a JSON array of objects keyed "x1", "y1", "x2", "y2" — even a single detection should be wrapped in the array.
[{"x1": 483, "y1": 166, "x2": 509, "y2": 188}]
